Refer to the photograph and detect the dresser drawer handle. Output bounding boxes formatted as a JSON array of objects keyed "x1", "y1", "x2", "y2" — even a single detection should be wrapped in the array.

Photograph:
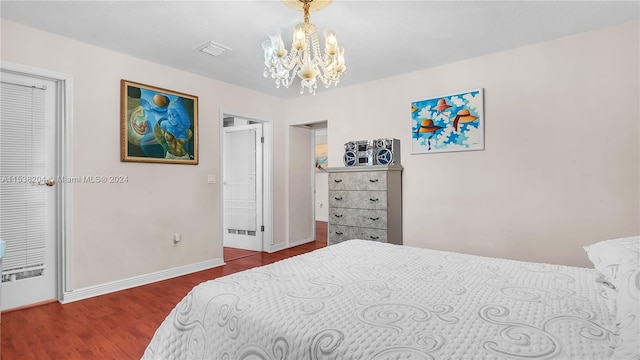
[
  {"x1": 369, "y1": 217, "x2": 380, "y2": 221},
  {"x1": 334, "y1": 196, "x2": 343, "y2": 201},
  {"x1": 369, "y1": 179, "x2": 379, "y2": 183},
  {"x1": 369, "y1": 198, "x2": 379, "y2": 202},
  {"x1": 369, "y1": 235, "x2": 380, "y2": 240},
  {"x1": 335, "y1": 231, "x2": 343, "y2": 235},
  {"x1": 334, "y1": 214, "x2": 343, "y2": 218},
  {"x1": 334, "y1": 179, "x2": 343, "y2": 183}
]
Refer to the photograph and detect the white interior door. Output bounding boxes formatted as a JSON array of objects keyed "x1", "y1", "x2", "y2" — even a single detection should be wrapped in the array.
[
  {"x1": 223, "y1": 124, "x2": 263, "y2": 251},
  {"x1": 1, "y1": 71, "x2": 58, "y2": 311}
]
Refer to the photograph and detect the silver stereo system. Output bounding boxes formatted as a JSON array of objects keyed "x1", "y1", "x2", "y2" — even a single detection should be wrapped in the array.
[
  {"x1": 343, "y1": 140, "x2": 375, "y2": 167},
  {"x1": 343, "y1": 138, "x2": 400, "y2": 166},
  {"x1": 375, "y1": 138, "x2": 401, "y2": 165}
]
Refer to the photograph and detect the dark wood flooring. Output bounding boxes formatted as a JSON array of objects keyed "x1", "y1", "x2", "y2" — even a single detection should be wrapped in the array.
[
  {"x1": 1, "y1": 222, "x2": 327, "y2": 360},
  {"x1": 223, "y1": 246, "x2": 259, "y2": 261}
]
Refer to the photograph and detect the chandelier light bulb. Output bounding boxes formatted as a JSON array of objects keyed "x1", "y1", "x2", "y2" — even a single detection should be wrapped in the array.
[
  {"x1": 267, "y1": 28, "x2": 287, "y2": 58},
  {"x1": 262, "y1": 40, "x2": 273, "y2": 62},
  {"x1": 262, "y1": 0, "x2": 346, "y2": 95},
  {"x1": 336, "y1": 47, "x2": 346, "y2": 73},
  {"x1": 292, "y1": 24, "x2": 308, "y2": 51},
  {"x1": 324, "y1": 28, "x2": 338, "y2": 55}
]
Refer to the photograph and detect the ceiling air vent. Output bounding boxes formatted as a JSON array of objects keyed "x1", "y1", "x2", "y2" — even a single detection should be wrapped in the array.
[{"x1": 198, "y1": 41, "x2": 232, "y2": 57}]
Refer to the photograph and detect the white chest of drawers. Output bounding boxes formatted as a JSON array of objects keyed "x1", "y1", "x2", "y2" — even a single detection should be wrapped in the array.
[{"x1": 326, "y1": 165, "x2": 402, "y2": 246}]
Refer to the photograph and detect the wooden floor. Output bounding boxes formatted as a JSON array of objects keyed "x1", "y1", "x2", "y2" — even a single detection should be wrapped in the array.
[
  {"x1": 223, "y1": 246, "x2": 259, "y2": 261},
  {"x1": 1, "y1": 222, "x2": 327, "y2": 360}
]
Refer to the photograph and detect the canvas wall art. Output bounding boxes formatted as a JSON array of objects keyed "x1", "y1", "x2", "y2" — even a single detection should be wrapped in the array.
[
  {"x1": 121, "y1": 80, "x2": 198, "y2": 164},
  {"x1": 411, "y1": 88, "x2": 483, "y2": 154}
]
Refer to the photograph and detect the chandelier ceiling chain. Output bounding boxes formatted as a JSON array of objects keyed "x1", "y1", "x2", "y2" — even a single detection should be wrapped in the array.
[{"x1": 262, "y1": 0, "x2": 346, "y2": 95}]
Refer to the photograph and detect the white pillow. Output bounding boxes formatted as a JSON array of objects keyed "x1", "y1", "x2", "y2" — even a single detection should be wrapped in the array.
[
  {"x1": 611, "y1": 263, "x2": 640, "y2": 359},
  {"x1": 584, "y1": 236, "x2": 640, "y2": 286}
]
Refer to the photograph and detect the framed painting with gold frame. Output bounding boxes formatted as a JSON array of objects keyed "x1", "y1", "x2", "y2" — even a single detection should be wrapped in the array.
[{"x1": 120, "y1": 80, "x2": 198, "y2": 164}]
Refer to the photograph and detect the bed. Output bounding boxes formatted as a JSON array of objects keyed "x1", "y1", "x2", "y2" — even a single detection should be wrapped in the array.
[{"x1": 142, "y1": 238, "x2": 639, "y2": 360}]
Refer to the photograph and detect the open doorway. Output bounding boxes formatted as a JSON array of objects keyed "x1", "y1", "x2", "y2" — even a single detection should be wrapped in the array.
[
  {"x1": 313, "y1": 128, "x2": 328, "y2": 223},
  {"x1": 220, "y1": 114, "x2": 272, "y2": 261}
]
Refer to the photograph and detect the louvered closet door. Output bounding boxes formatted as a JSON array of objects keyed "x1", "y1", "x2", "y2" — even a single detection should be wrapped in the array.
[
  {"x1": 223, "y1": 124, "x2": 263, "y2": 251},
  {"x1": 0, "y1": 72, "x2": 57, "y2": 311}
]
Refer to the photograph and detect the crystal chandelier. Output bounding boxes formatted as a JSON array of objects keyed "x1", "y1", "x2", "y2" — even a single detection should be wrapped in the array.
[{"x1": 262, "y1": 0, "x2": 346, "y2": 95}]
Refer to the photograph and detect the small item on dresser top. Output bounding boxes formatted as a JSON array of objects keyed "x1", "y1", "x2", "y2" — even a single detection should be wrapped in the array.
[{"x1": 343, "y1": 138, "x2": 400, "y2": 166}]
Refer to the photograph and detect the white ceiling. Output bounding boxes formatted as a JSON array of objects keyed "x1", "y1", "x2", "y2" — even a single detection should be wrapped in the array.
[{"x1": 2, "y1": 1, "x2": 638, "y2": 99}]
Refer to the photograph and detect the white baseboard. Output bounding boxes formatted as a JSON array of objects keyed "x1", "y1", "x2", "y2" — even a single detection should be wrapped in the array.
[
  {"x1": 62, "y1": 236, "x2": 322, "y2": 303},
  {"x1": 288, "y1": 237, "x2": 314, "y2": 247},
  {"x1": 315, "y1": 217, "x2": 328, "y2": 222},
  {"x1": 61, "y1": 258, "x2": 225, "y2": 304},
  {"x1": 268, "y1": 236, "x2": 315, "y2": 253},
  {"x1": 268, "y1": 242, "x2": 287, "y2": 253}
]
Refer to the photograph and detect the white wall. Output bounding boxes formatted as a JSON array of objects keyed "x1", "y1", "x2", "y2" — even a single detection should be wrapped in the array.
[
  {"x1": 314, "y1": 172, "x2": 329, "y2": 222},
  {"x1": 285, "y1": 21, "x2": 640, "y2": 267},
  {"x1": 1, "y1": 20, "x2": 288, "y2": 289},
  {"x1": 288, "y1": 126, "x2": 314, "y2": 244}
]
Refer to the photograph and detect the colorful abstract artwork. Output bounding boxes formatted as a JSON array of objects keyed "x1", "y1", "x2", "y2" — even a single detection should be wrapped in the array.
[
  {"x1": 411, "y1": 88, "x2": 483, "y2": 154},
  {"x1": 315, "y1": 143, "x2": 328, "y2": 172},
  {"x1": 121, "y1": 80, "x2": 198, "y2": 164}
]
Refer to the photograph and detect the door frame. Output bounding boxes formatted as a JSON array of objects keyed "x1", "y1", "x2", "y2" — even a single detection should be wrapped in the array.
[
  {"x1": 221, "y1": 123, "x2": 264, "y2": 251},
  {"x1": 1, "y1": 61, "x2": 74, "y2": 304},
  {"x1": 219, "y1": 110, "x2": 273, "y2": 256}
]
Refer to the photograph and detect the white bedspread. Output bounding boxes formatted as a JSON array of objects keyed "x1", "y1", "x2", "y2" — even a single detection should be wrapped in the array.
[{"x1": 142, "y1": 240, "x2": 616, "y2": 360}]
